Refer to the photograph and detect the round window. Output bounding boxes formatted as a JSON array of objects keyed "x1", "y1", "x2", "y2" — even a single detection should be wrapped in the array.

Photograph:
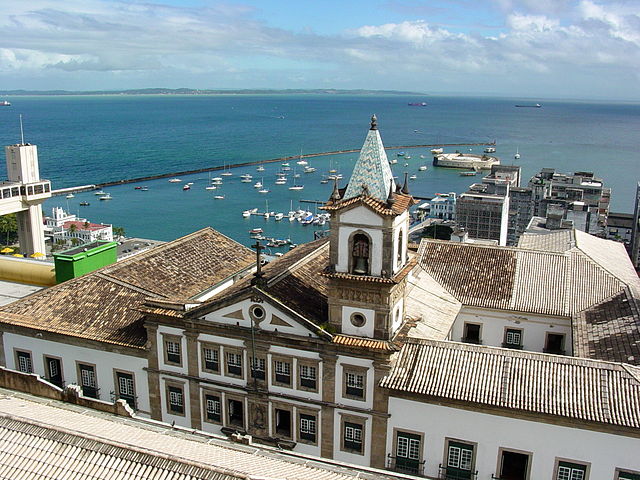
[
  {"x1": 350, "y1": 313, "x2": 366, "y2": 327},
  {"x1": 251, "y1": 305, "x2": 265, "y2": 319}
]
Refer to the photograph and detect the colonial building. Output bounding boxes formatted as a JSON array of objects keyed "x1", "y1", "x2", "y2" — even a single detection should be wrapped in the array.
[{"x1": 0, "y1": 117, "x2": 639, "y2": 480}]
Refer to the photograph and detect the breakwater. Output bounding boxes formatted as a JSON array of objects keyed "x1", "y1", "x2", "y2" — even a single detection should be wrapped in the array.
[{"x1": 51, "y1": 142, "x2": 493, "y2": 195}]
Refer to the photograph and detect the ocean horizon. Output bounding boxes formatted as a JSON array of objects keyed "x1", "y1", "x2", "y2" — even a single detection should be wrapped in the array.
[{"x1": 0, "y1": 94, "x2": 638, "y2": 248}]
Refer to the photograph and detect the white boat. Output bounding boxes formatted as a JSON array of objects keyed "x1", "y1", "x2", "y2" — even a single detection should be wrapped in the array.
[
  {"x1": 240, "y1": 178, "x2": 252, "y2": 183},
  {"x1": 205, "y1": 185, "x2": 217, "y2": 190},
  {"x1": 183, "y1": 185, "x2": 190, "y2": 190},
  {"x1": 212, "y1": 177, "x2": 222, "y2": 182},
  {"x1": 275, "y1": 213, "x2": 284, "y2": 221},
  {"x1": 240, "y1": 173, "x2": 253, "y2": 179},
  {"x1": 168, "y1": 178, "x2": 181, "y2": 183},
  {"x1": 242, "y1": 210, "x2": 252, "y2": 218},
  {"x1": 249, "y1": 228, "x2": 263, "y2": 235},
  {"x1": 221, "y1": 172, "x2": 232, "y2": 177},
  {"x1": 275, "y1": 179, "x2": 287, "y2": 185},
  {"x1": 214, "y1": 194, "x2": 224, "y2": 199},
  {"x1": 484, "y1": 146, "x2": 496, "y2": 153},
  {"x1": 289, "y1": 185, "x2": 304, "y2": 191},
  {"x1": 409, "y1": 174, "x2": 417, "y2": 180},
  {"x1": 297, "y1": 159, "x2": 308, "y2": 166},
  {"x1": 66, "y1": 193, "x2": 74, "y2": 199},
  {"x1": 94, "y1": 190, "x2": 106, "y2": 195},
  {"x1": 460, "y1": 171, "x2": 477, "y2": 176},
  {"x1": 99, "y1": 194, "x2": 112, "y2": 200},
  {"x1": 259, "y1": 188, "x2": 270, "y2": 194},
  {"x1": 419, "y1": 165, "x2": 428, "y2": 171},
  {"x1": 514, "y1": 148, "x2": 521, "y2": 160},
  {"x1": 431, "y1": 147, "x2": 444, "y2": 154},
  {"x1": 257, "y1": 164, "x2": 265, "y2": 172},
  {"x1": 389, "y1": 158, "x2": 397, "y2": 165},
  {"x1": 186, "y1": 182, "x2": 194, "y2": 186},
  {"x1": 304, "y1": 166, "x2": 316, "y2": 173},
  {"x1": 420, "y1": 154, "x2": 426, "y2": 159},
  {"x1": 405, "y1": 155, "x2": 411, "y2": 159}
]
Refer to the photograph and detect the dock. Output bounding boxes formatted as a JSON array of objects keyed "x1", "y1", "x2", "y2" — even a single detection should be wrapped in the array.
[{"x1": 51, "y1": 142, "x2": 495, "y2": 196}]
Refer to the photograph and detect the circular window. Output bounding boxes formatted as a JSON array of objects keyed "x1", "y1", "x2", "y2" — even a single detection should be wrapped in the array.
[
  {"x1": 350, "y1": 313, "x2": 366, "y2": 328},
  {"x1": 250, "y1": 305, "x2": 265, "y2": 319}
]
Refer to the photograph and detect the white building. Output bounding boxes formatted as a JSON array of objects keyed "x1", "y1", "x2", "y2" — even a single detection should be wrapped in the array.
[
  {"x1": 45, "y1": 207, "x2": 113, "y2": 243},
  {"x1": 416, "y1": 192, "x2": 457, "y2": 221}
]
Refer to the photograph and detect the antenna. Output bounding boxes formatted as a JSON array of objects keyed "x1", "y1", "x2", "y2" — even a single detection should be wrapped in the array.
[{"x1": 19, "y1": 114, "x2": 25, "y2": 145}]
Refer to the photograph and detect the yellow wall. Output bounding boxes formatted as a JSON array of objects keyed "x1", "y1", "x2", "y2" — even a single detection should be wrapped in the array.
[{"x1": 0, "y1": 257, "x2": 56, "y2": 287}]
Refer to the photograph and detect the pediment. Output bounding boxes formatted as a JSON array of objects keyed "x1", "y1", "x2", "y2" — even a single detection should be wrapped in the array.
[
  {"x1": 201, "y1": 296, "x2": 322, "y2": 339},
  {"x1": 340, "y1": 204, "x2": 384, "y2": 226}
]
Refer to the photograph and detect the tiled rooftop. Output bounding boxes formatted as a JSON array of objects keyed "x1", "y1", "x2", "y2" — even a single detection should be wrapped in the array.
[
  {"x1": 0, "y1": 228, "x2": 255, "y2": 349},
  {"x1": 0, "y1": 390, "x2": 393, "y2": 480},
  {"x1": 381, "y1": 339, "x2": 640, "y2": 429}
]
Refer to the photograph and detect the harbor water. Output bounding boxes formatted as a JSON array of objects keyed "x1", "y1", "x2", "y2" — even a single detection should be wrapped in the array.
[{"x1": 0, "y1": 94, "x2": 638, "y2": 248}]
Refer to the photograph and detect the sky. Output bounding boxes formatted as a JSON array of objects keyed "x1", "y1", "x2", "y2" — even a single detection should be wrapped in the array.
[{"x1": 1, "y1": 0, "x2": 640, "y2": 100}]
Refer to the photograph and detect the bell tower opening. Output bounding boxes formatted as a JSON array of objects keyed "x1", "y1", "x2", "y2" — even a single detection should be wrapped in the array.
[{"x1": 350, "y1": 233, "x2": 370, "y2": 275}]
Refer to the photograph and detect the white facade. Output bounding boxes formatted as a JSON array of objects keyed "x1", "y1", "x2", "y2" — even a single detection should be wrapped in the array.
[
  {"x1": 2, "y1": 332, "x2": 149, "y2": 415},
  {"x1": 387, "y1": 397, "x2": 639, "y2": 479},
  {"x1": 451, "y1": 306, "x2": 573, "y2": 355}
]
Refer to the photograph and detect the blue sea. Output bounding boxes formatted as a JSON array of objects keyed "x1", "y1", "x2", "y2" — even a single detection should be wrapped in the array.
[{"x1": 0, "y1": 94, "x2": 638, "y2": 248}]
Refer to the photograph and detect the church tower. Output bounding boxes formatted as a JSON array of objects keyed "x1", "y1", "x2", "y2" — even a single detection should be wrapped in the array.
[{"x1": 322, "y1": 115, "x2": 415, "y2": 340}]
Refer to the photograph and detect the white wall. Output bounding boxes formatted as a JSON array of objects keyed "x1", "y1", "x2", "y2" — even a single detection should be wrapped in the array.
[
  {"x1": 452, "y1": 307, "x2": 573, "y2": 354},
  {"x1": 2, "y1": 332, "x2": 150, "y2": 414},
  {"x1": 387, "y1": 397, "x2": 640, "y2": 479},
  {"x1": 340, "y1": 206, "x2": 383, "y2": 227}
]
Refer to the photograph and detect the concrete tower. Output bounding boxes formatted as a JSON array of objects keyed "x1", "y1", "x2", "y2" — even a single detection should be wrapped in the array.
[
  {"x1": 1, "y1": 143, "x2": 51, "y2": 256},
  {"x1": 322, "y1": 115, "x2": 415, "y2": 340}
]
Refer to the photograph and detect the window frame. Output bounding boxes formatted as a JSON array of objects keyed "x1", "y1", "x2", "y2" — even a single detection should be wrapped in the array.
[
  {"x1": 14, "y1": 349, "x2": 33, "y2": 374},
  {"x1": 226, "y1": 395, "x2": 245, "y2": 430},
  {"x1": 272, "y1": 403, "x2": 293, "y2": 440},
  {"x1": 341, "y1": 415, "x2": 366, "y2": 455},
  {"x1": 342, "y1": 365, "x2": 367, "y2": 401},
  {"x1": 272, "y1": 356, "x2": 292, "y2": 387},
  {"x1": 462, "y1": 322, "x2": 482, "y2": 344},
  {"x1": 203, "y1": 390, "x2": 222, "y2": 424},
  {"x1": 496, "y1": 447, "x2": 532, "y2": 480},
  {"x1": 43, "y1": 354, "x2": 64, "y2": 388},
  {"x1": 616, "y1": 469, "x2": 640, "y2": 480},
  {"x1": 392, "y1": 428, "x2": 424, "y2": 475},
  {"x1": 297, "y1": 359, "x2": 319, "y2": 392},
  {"x1": 444, "y1": 438, "x2": 476, "y2": 479},
  {"x1": 503, "y1": 327, "x2": 524, "y2": 350},
  {"x1": 224, "y1": 347, "x2": 244, "y2": 378},
  {"x1": 113, "y1": 369, "x2": 136, "y2": 409},
  {"x1": 76, "y1": 361, "x2": 99, "y2": 399},
  {"x1": 200, "y1": 343, "x2": 221, "y2": 374},
  {"x1": 297, "y1": 408, "x2": 319, "y2": 446},
  {"x1": 553, "y1": 458, "x2": 590, "y2": 480},
  {"x1": 544, "y1": 332, "x2": 566, "y2": 355},
  {"x1": 250, "y1": 355, "x2": 267, "y2": 381},
  {"x1": 162, "y1": 333, "x2": 183, "y2": 367},
  {"x1": 165, "y1": 381, "x2": 186, "y2": 416}
]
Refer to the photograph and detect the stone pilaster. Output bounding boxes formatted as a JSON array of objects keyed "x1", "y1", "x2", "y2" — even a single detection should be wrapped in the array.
[
  {"x1": 185, "y1": 330, "x2": 202, "y2": 430},
  {"x1": 144, "y1": 322, "x2": 163, "y2": 421},
  {"x1": 370, "y1": 357, "x2": 391, "y2": 469},
  {"x1": 320, "y1": 352, "x2": 337, "y2": 459}
]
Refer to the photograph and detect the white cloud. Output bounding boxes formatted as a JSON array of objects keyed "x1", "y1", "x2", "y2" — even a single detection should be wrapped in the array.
[{"x1": 0, "y1": 0, "x2": 639, "y2": 98}]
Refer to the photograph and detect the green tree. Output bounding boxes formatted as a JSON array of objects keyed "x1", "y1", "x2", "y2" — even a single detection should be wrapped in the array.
[
  {"x1": 113, "y1": 226, "x2": 126, "y2": 239},
  {"x1": 0, "y1": 213, "x2": 17, "y2": 245}
]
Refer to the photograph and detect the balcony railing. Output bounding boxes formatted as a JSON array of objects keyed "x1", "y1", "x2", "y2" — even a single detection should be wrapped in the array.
[
  {"x1": 387, "y1": 454, "x2": 425, "y2": 476},
  {"x1": 543, "y1": 348, "x2": 566, "y2": 355},
  {"x1": 501, "y1": 342, "x2": 523, "y2": 350},
  {"x1": 438, "y1": 464, "x2": 478, "y2": 480},
  {"x1": 461, "y1": 337, "x2": 482, "y2": 345}
]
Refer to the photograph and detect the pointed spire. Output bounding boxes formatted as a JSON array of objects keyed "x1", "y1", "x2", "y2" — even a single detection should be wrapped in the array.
[
  {"x1": 370, "y1": 114, "x2": 378, "y2": 130},
  {"x1": 401, "y1": 172, "x2": 410, "y2": 195},
  {"x1": 344, "y1": 115, "x2": 394, "y2": 202},
  {"x1": 330, "y1": 177, "x2": 341, "y2": 201},
  {"x1": 387, "y1": 179, "x2": 396, "y2": 206}
]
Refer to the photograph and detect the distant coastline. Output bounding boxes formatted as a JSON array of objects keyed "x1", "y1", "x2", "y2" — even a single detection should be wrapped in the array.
[{"x1": 0, "y1": 88, "x2": 426, "y2": 97}]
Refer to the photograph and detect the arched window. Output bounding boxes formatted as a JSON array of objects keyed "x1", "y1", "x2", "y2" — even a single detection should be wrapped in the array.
[
  {"x1": 397, "y1": 230, "x2": 404, "y2": 267},
  {"x1": 351, "y1": 233, "x2": 370, "y2": 275}
]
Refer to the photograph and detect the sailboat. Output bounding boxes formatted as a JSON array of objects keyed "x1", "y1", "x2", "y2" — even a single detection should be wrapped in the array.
[
  {"x1": 213, "y1": 183, "x2": 224, "y2": 199},
  {"x1": 257, "y1": 162, "x2": 265, "y2": 172},
  {"x1": 288, "y1": 168, "x2": 304, "y2": 190},
  {"x1": 514, "y1": 148, "x2": 521, "y2": 160},
  {"x1": 221, "y1": 162, "x2": 233, "y2": 176}
]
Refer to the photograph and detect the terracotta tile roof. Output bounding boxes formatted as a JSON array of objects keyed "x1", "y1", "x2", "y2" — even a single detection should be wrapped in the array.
[
  {"x1": 573, "y1": 289, "x2": 640, "y2": 365},
  {"x1": 0, "y1": 228, "x2": 255, "y2": 349},
  {"x1": 63, "y1": 220, "x2": 110, "y2": 232},
  {"x1": 381, "y1": 339, "x2": 640, "y2": 429},
  {"x1": 102, "y1": 228, "x2": 255, "y2": 299},
  {"x1": 418, "y1": 239, "x2": 632, "y2": 317},
  {"x1": 322, "y1": 258, "x2": 416, "y2": 285},
  {"x1": 332, "y1": 334, "x2": 399, "y2": 352},
  {"x1": 322, "y1": 193, "x2": 414, "y2": 216},
  {"x1": 0, "y1": 273, "x2": 149, "y2": 348}
]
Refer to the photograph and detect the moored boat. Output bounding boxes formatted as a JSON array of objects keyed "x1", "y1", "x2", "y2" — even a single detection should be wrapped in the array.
[
  {"x1": 433, "y1": 152, "x2": 500, "y2": 170},
  {"x1": 431, "y1": 147, "x2": 444, "y2": 154},
  {"x1": 99, "y1": 193, "x2": 112, "y2": 200}
]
